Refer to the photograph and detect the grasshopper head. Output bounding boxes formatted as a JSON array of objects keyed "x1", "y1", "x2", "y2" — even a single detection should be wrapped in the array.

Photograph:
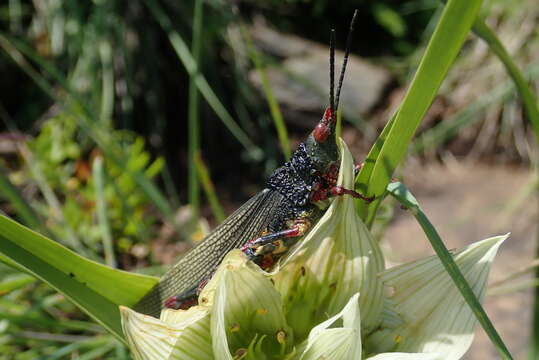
[{"x1": 304, "y1": 107, "x2": 339, "y2": 174}]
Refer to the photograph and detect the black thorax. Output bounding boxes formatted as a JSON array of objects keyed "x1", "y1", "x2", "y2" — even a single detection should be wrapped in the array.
[{"x1": 266, "y1": 143, "x2": 320, "y2": 231}]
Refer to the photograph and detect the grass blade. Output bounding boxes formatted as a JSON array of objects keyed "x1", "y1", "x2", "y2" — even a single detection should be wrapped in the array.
[
  {"x1": 194, "y1": 152, "x2": 226, "y2": 224},
  {"x1": 92, "y1": 155, "x2": 116, "y2": 268},
  {"x1": 355, "y1": 113, "x2": 396, "y2": 220},
  {"x1": 472, "y1": 18, "x2": 539, "y2": 143},
  {"x1": 187, "y1": 0, "x2": 204, "y2": 218},
  {"x1": 356, "y1": 0, "x2": 483, "y2": 226},
  {"x1": 470, "y1": 19, "x2": 539, "y2": 359},
  {"x1": 0, "y1": 273, "x2": 37, "y2": 293},
  {"x1": 99, "y1": 38, "x2": 114, "y2": 127},
  {"x1": 387, "y1": 182, "x2": 513, "y2": 360},
  {"x1": 242, "y1": 25, "x2": 291, "y2": 160}
]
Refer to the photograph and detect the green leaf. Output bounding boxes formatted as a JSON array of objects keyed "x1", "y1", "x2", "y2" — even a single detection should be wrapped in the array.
[
  {"x1": 194, "y1": 153, "x2": 226, "y2": 224},
  {"x1": 242, "y1": 25, "x2": 291, "y2": 160},
  {"x1": 0, "y1": 273, "x2": 37, "y2": 293},
  {"x1": 187, "y1": 0, "x2": 204, "y2": 218},
  {"x1": 356, "y1": 0, "x2": 484, "y2": 225},
  {"x1": 0, "y1": 215, "x2": 159, "y2": 341},
  {"x1": 472, "y1": 17, "x2": 539, "y2": 144},
  {"x1": 386, "y1": 182, "x2": 512, "y2": 360}
]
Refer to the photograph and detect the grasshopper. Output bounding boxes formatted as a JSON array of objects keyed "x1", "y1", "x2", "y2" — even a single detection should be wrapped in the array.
[{"x1": 135, "y1": 10, "x2": 370, "y2": 317}]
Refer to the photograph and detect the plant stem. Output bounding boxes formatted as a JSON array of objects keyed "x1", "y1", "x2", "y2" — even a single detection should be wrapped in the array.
[
  {"x1": 188, "y1": 0, "x2": 204, "y2": 219},
  {"x1": 471, "y1": 18, "x2": 539, "y2": 359}
]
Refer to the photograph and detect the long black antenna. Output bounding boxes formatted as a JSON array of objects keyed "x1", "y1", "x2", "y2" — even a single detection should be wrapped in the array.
[
  {"x1": 335, "y1": 9, "x2": 358, "y2": 112},
  {"x1": 329, "y1": 29, "x2": 336, "y2": 115}
]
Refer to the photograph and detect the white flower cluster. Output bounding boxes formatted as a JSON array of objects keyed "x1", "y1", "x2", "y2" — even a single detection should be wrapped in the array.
[{"x1": 121, "y1": 139, "x2": 506, "y2": 360}]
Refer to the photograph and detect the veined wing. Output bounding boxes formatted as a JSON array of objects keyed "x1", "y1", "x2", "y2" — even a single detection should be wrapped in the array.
[{"x1": 135, "y1": 189, "x2": 283, "y2": 316}]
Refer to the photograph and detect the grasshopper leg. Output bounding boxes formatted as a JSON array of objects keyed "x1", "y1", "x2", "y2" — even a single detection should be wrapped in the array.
[
  {"x1": 164, "y1": 285, "x2": 198, "y2": 310},
  {"x1": 164, "y1": 278, "x2": 210, "y2": 310},
  {"x1": 241, "y1": 218, "x2": 311, "y2": 264},
  {"x1": 329, "y1": 185, "x2": 373, "y2": 202}
]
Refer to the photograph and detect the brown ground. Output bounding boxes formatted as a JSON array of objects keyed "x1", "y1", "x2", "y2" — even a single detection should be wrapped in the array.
[{"x1": 385, "y1": 160, "x2": 536, "y2": 359}]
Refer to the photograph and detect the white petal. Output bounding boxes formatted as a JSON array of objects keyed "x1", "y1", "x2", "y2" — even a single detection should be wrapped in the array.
[
  {"x1": 290, "y1": 293, "x2": 362, "y2": 360},
  {"x1": 273, "y1": 139, "x2": 385, "y2": 339},
  {"x1": 210, "y1": 250, "x2": 291, "y2": 359},
  {"x1": 367, "y1": 353, "x2": 444, "y2": 360},
  {"x1": 366, "y1": 235, "x2": 507, "y2": 360},
  {"x1": 120, "y1": 305, "x2": 213, "y2": 360}
]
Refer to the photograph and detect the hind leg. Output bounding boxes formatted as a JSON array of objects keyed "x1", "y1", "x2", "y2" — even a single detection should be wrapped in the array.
[{"x1": 163, "y1": 278, "x2": 210, "y2": 310}]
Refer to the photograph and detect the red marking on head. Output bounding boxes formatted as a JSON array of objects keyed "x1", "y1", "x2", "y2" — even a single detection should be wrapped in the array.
[
  {"x1": 313, "y1": 107, "x2": 335, "y2": 143},
  {"x1": 323, "y1": 107, "x2": 334, "y2": 123},
  {"x1": 313, "y1": 123, "x2": 329, "y2": 143}
]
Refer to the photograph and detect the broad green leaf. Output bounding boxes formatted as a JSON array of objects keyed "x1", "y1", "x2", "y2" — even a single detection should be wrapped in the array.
[
  {"x1": 356, "y1": 0, "x2": 484, "y2": 225},
  {"x1": 0, "y1": 215, "x2": 159, "y2": 341}
]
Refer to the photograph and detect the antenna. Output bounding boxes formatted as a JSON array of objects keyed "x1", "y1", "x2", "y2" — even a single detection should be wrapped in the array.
[
  {"x1": 329, "y1": 29, "x2": 336, "y2": 116},
  {"x1": 335, "y1": 9, "x2": 358, "y2": 112}
]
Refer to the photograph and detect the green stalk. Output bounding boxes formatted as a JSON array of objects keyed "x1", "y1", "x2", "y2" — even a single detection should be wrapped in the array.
[
  {"x1": 194, "y1": 152, "x2": 226, "y2": 224},
  {"x1": 242, "y1": 26, "x2": 291, "y2": 160},
  {"x1": 388, "y1": 182, "x2": 513, "y2": 360},
  {"x1": 356, "y1": 0, "x2": 483, "y2": 226},
  {"x1": 471, "y1": 18, "x2": 539, "y2": 359},
  {"x1": 92, "y1": 156, "x2": 116, "y2": 268},
  {"x1": 187, "y1": 0, "x2": 203, "y2": 219},
  {"x1": 161, "y1": 165, "x2": 181, "y2": 209},
  {"x1": 99, "y1": 38, "x2": 114, "y2": 128},
  {"x1": 472, "y1": 18, "x2": 539, "y2": 143}
]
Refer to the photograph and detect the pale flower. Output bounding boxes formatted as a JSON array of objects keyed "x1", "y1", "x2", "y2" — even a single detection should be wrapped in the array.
[{"x1": 121, "y1": 139, "x2": 507, "y2": 360}]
